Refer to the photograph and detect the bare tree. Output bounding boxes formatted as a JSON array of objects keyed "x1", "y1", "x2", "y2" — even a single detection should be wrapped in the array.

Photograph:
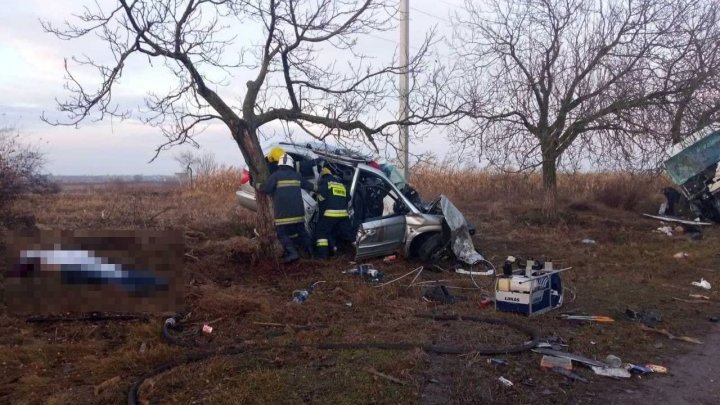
[
  {"x1": 451, "y1": 0, "x2": 718, "y2": 214},
  {"x1": 42, "y1": 0, "x2": 461, "y2": 253},
  {"x1": 644, "y1": 2, "x2": 720, "y2": 144},
  {"x1": 0, "y1": 125, "x2": 55, "y2": 229}
]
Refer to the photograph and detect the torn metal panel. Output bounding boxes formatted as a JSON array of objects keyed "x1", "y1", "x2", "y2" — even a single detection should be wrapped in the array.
[{"x1": 440, "y1": 196, "x2": 484, "y2": 265}]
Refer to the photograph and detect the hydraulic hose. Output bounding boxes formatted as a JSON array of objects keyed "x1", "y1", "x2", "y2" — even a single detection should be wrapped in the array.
[{"x1": 131, "y1": 313, "x2": 540, "y2": 404}]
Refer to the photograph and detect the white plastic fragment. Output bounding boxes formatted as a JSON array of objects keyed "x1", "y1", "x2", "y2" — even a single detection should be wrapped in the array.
[
  {"x1": 691, "y1": 278, "x2": 712, "y2": 290},
  {"x1": 591, "y1": 366, "x2": 631, "y2": 378},
  {"x1": 498, "y1": 376, "x2": 513, "y2": 387}
]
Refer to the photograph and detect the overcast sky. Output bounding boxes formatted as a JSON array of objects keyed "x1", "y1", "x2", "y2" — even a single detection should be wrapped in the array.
[{"x1": 0, "y1": 0, "x2": 466, "y2": 175}]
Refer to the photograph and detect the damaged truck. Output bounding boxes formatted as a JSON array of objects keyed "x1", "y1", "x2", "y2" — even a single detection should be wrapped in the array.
[
  {"x1": 236, "y1": 142, "x2": 484, "y2": 265},
  {"x1": 663, "y1": 129, "x2": 720, "y2": 223}
]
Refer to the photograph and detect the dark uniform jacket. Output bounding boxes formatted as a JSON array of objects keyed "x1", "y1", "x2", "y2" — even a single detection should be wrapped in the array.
[
  {"x1": 261, "y1": 166, "x2": 313, "y2": 225},
  {"x1": 317, "y1": 174, "x2": 349, "y2": 218}
]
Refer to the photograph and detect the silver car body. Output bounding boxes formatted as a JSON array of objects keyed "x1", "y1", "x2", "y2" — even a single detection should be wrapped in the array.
[{"x1": 235, "y1": 144, "x2": 444, "y2": 259}]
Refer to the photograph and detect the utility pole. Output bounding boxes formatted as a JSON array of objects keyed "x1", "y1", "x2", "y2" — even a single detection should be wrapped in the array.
[{"x1": 398, "y1": 0, "x2": 410, "y2": 181}]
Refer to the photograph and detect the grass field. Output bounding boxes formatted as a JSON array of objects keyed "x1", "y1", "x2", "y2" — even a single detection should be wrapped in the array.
[{"x1": 1, "y1": 169, "x2": 719, "y2": 404}]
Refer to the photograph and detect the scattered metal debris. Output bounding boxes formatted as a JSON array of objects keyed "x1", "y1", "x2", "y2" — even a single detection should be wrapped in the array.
[
  {"x1": 605, "y1": 355, "x2": 622, "y2": 368},
  {"x1": 532, "y1": 348, "x2": 606, "y2": 368},
  {"x1": 591, "y1": 366, "x2": 631, "y2": 378},
  {"x1": 486, "y1": 358, "x2": 508, "y2": 366},
  {"x1": 551, "y1": 367, "x2": 588, "y2": 383},
  {"x1": 541, "y1": 355, "x2": 572, "y2": 370},
  {"x1": 344, "y1": 264, "x2": 384, "y2": 282},
  {"x1": 560, "y1": 314, "x2": 615, "y2": 323}
]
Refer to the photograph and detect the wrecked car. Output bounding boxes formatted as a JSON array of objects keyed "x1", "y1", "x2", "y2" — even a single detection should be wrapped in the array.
[
  {"x1": 663, "y1": 129, "x2": 720, "y2": 223},
  {"x1": 236, "y1": 142, "x2": 482, "y2": 263}
]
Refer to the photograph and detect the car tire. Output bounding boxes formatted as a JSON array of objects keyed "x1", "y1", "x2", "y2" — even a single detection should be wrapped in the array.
[{"x1": 418, "y1": 233, "x2": 447, "y2": 264}]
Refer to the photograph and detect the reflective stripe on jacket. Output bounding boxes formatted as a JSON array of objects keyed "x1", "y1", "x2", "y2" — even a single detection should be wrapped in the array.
[
  {"x1": 317, "y1": 174, "x2": 349, "y2": 218},
  {"x1": 260, "y1": 167, "x2": 313, "y2": 225}
]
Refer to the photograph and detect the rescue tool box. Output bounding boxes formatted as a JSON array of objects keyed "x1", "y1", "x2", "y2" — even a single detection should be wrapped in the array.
[{"x1": 494, "y1": 266, "x2": 563, "y2": 316}]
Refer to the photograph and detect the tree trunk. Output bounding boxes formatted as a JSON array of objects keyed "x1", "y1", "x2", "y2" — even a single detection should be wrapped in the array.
[
  {"x1": 234, "y1": 125, "x2": 277, "y2": 257},
  {"x1": 541, "y1": 150, "x2": 558, "y2": 218},
  {"x1": 254, "y1": 191, "x2": 277, "y2": 256}
]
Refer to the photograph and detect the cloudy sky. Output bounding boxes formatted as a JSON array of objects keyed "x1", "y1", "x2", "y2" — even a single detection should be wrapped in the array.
[{"x1": 0, "y1": 0, "x2": 465, "y2": 175}]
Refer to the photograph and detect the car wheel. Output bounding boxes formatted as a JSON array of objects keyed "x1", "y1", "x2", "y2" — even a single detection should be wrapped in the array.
[{"x1": 418, "y1": 233, "x2": 448, "y2": 264}]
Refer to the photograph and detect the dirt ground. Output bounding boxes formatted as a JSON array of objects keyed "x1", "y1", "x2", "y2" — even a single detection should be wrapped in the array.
[
  {"x1": 601, "y1": 323, "x2": 720, "y2": 405},
  {"x1": 1, "y1": 177, "x2": 719, "y2": 404}
]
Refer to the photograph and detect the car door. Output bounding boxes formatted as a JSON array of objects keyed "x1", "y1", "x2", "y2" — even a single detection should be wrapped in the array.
[{"x1": 352, "y1": 168, "x2": 407, "y2": 260}]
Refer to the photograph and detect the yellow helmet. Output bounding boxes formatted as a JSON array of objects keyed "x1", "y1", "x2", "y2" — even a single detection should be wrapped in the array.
[
  {"x1": 267, "y1": 147, "x2": 285, "y2": 163},
  {"x1": 321, "y1": 167, "x2": 332, "y2": 176}
]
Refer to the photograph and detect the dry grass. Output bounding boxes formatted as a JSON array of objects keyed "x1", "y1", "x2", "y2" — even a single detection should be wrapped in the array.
[{"x1": 1, "y1": 169, "x2": 719, "y2": 404}]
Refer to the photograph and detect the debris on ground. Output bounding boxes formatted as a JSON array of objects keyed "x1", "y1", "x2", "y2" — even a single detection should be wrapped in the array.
[
  {"x1": 382, "y1": 255, "x2": 397, "y2": 263},
  {"x1": 674, "y1": 251, "x2": 689, "y2": 259},
  {"x1": 344, "y1": 264, "x2": 384, "y2": 282},
  {"x1": 560, "y1": 314, "x2": 615, "y2": 323},
  {"x1": 367, "y1": 368, "x2": 407, "y2": 385},
  {"x1": 498, "y1": 376, "x2": 514, "y2": 387},
  {"x1": 691, "y1": 278, "x2": 712, "y2": 290},
  {"x1": 591, "y1": 366, "x2": 631, "y2": 378},
  {"x1": 672, "y1": 297, "x2": 712, "y2": 304},
  {"x1": 541, "y1": 355, "x2": 572, "y2": 370},
  {"x1": 202, "y1": 324, "x2": 213, "y2": 335},
  {"x1": 479, "y1": 296, "x2": 494, "y2": 308},
  {"x1": 605, "y1": 355, "x2": 622, "y2": 368},
  {"x1": 292, "y1": 281, "x2": 324, "y2": 304},
  {"x1": 655, "y1": 226, "x2": 674, "y2": 236},
  {"x1": 422, "y1": 285, "x2": 465, "y2": 304},
  {"x1": 625, "y1": 308, "x2": 663, "y2": 324},
  {"x1": 626, "y1": 364, "x2": 654, "y2": 375},
  {"x1": 532, "y1": 348, "x2": 607, "y2": 368},
  {"x1": 645, "y1": 364, "x2": 668, "y2": 373},
  {"x1": 640, "y1": 324, "x2": 703, "y2": 344},
  {"x1": 551, "y1": 367, "x2": 589, "y2": 383},
  {"x1": 486, "y1": 358, "x2": 509, "y2": 367},
  {"x1": 580, "y1": 239, "x2": 596, "y2": 244},
  {"x1": 689, "y1": 294, "x2": 710, "y2": 300}
]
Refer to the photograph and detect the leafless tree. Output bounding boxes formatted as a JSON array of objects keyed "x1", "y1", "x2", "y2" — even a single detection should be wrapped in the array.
[
  {"x1": 451, "y1": 0, "x2": 720, "y2": 214},
  {"x1": 42, "y1": 0, "x2": 462, "y2": 253},
  {"x1": 174, "y1": 150, "x2": 219, "y2": 185},
  {"x1": 0, "y1": 125, "x2": 55, "y2": 230},
  {"x1": 643, "y1": 2, "x2": 720, "y2": 144}
]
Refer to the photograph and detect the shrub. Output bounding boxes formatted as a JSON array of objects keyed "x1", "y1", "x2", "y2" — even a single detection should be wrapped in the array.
[{"x1": 0, "y1": 126, "x2": 57, "y2": 229}]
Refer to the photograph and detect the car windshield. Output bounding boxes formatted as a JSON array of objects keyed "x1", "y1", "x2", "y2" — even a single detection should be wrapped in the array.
[
  {"x1": 380, "y1": 164, "x2": 407, "y2": 189},
  {"x1": 664, "y1": 130, "x2": 720, "y2": 185}
]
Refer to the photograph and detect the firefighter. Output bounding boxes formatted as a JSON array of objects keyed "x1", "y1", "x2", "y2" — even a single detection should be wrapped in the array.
[
  {"x1": 265, "y1": 146, "x2": 286, "y2": 174},
  {"x1": 314, "y1": 167, "x2": 354, "y2": 259},
  {"x1": 260, "y1": 154, "x2": 314, "y2": 263}
]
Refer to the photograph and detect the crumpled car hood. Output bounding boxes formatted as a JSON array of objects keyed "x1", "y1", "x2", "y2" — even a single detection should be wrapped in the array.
[{"x1": 440, "y1": 195, "x2": 485, "y2": 265}]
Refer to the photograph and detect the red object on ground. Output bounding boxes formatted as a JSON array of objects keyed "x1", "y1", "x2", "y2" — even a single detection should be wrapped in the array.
[
  {"x1": 383, "y1": 255, "x2": 397, "y2": 262},
  {"x1": 479, "y1": 297, "x2": 493, "y2": 308}
]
